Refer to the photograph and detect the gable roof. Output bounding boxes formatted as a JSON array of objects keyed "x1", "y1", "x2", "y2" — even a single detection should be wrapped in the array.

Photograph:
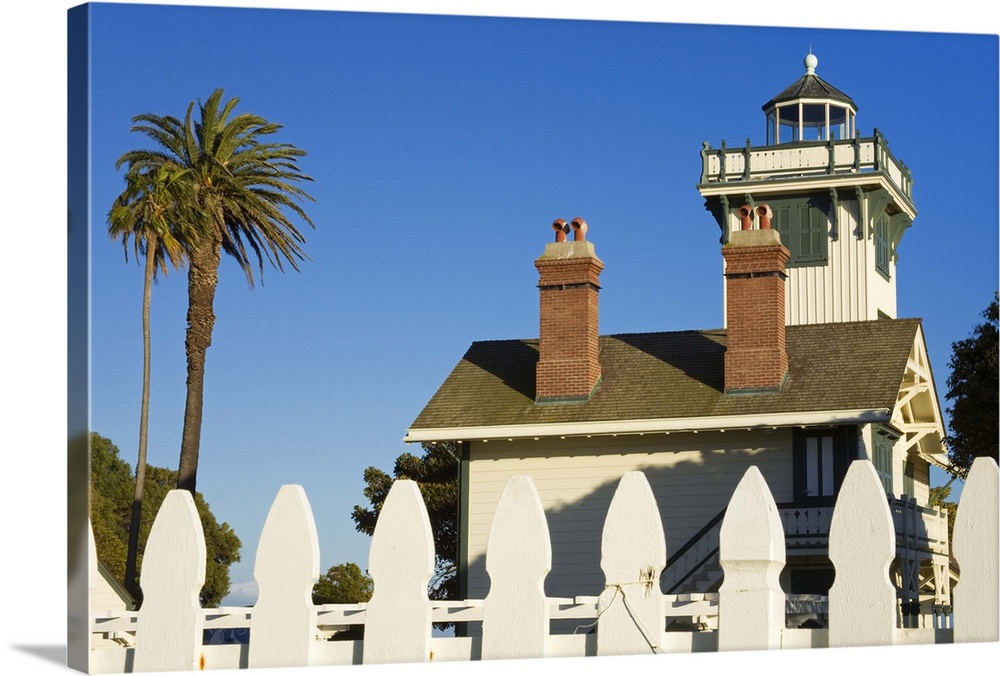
[{"x1": 406, "y1": 319, "x2": 923, "y2": 442}]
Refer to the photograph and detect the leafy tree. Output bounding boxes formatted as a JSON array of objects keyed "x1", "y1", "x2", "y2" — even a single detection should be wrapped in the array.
[
  {"x1": 89, "y1": 432, "x2": 242, "y2": 607},
  {"x1": 312, "y1": 562, "x2": 374, "y2": 605},
  {"x1": 312, "y1": 562, "x2": 373, "y2": 640},
  {"x1": 944, "y1": 293, "x2": 999, "y2": 478},
  {"x1": 116, "y1": 89, "x2": 316, "y2": 494},
  {"x1": 107, "y1": 163, "x2": 193, "y2": 597},
  {"x1": 929, "y1": 484, "x2": 958, "y2": 547},
  {"x1": 353, "y1": 442, "x2": 459, "y2": 601}
]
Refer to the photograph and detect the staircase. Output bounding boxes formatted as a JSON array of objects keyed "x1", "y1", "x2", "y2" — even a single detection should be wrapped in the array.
[{"x1": 662, "y1": 508, "x2": 725, "y2": 594}]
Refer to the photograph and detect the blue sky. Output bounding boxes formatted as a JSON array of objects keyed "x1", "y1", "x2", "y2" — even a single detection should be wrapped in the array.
[
  {"x1": 2, "y1": 5, "x2": 998, "y2": 675},
  {"x1": 78, "y1": 3, "x2": 999, "y2": 608}
]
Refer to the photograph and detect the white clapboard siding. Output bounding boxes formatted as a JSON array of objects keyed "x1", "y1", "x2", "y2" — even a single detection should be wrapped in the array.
[
  {"x1": 952, "y1": 456, "x2": 1000, "y2": 644},
  {"x1": 756, "y1": 196, "x2": 898, "y2": 325},
  {"x1": 465, "y1": 431, "x2": 794, "y2": 599},
  {"x1": 828, "y1": 460, "x2": 897, "y2": 648},
  {"x1": 249, "y1": 485, "x2": 320, "y2": 669}
]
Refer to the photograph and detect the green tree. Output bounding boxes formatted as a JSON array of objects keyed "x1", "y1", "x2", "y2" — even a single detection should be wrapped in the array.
[
  {"x1": 116, "y1": 88, "x2": 316, "y2": 494},
  {"x1": 353, "y1": 442, "x2": 459, "y2": 600},
  {"x1": 312, "y1": 562, "x2": 373, "y2": 640},
  {"x1": 107, "y1": 163, "x2": 193, "y2": 597},
  {"x1": 944, "y1": 293, "x2": 999, "y2": 478},
  {"x1": 89, "y1": 432, "x2": 242, "y2": 607},
  {"x1": 312, "y1": 562, "x2": 374, "y2": 605}
]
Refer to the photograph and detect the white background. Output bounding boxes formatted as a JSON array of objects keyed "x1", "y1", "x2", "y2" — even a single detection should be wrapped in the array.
[{"x1": 1, "y1": 2, "x2": 996, "y2": 675}]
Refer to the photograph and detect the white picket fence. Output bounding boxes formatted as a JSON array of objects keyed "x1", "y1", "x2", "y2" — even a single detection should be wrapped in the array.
[{"x1": 88, "y1": 457, "x2": 999, "y2": 672}]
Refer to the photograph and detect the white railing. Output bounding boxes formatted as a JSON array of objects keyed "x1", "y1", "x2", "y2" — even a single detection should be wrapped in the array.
[
  {"x1": 663, "y1": 496, "x2": 949, "y2": 594},
  {"x1": 699, "y1": 131, "x2": 914, "y2": 204},
  {"x1": 88, "y1": 457, "x2": 998, "y2": 672}
]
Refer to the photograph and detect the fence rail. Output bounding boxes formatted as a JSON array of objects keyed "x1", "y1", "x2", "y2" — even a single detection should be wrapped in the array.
[{"x1": 88, "y1": 457, "x2": 998, "y2": 672}]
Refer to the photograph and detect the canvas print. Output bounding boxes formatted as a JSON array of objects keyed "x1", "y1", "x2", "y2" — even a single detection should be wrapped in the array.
[{"x1": 67, "y1": 1, "x2": 999, "y2": 673}]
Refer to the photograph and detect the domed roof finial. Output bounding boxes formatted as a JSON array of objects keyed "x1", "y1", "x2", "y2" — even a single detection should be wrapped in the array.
[{"x1": 804, "y1": 50, "x2": 818, "y2": 75}]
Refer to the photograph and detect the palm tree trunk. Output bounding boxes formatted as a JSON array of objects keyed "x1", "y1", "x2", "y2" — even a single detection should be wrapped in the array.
[
  {"x1": 177, "y1": 236, "x2": 221, "y2": 494},
  {"x1": 125, "y1": 238, "x2": 157, "y2": 598}
]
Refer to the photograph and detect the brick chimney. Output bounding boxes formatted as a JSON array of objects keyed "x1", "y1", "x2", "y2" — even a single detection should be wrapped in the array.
[
  {"x1": 535, "y1": 218, "x2": 604, "y2": 403},
  {"x1": 722, "y1": 206, "x2": 790, "y2": 393}
]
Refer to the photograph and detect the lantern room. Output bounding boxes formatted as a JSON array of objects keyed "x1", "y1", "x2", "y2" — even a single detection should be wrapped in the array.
[{"x1": 763, "y1": 53, "x2": 857, "y2": 144}]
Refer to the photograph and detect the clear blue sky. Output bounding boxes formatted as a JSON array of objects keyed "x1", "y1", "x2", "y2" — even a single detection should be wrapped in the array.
[
  {"x1": 1, "y1": 2, "x2": 997, "y2": 675},
  {"x1": 81, "y1": 3, "x2": 998, "y2": 607}
]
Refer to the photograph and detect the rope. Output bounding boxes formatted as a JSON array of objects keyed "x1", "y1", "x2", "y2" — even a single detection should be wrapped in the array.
[{"x1": 573, "y1": 580, "x2": 663, "y2": 654}]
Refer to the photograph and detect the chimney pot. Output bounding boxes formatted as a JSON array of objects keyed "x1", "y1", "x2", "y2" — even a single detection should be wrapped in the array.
[
  {"x1": 552, "y1": 218, "x2": 570, "y2": 242},
  {"x1": 738, "y1": 205, "x2": 754, "y2": 231},
  {"x1": 756, "y1": 204, "x2": 773, "y2": 229}
]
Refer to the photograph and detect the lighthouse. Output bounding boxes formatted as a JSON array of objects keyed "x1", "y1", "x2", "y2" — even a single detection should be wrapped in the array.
[{"x1": 697, "y1": 53, "x2": 916, "y2": 326}]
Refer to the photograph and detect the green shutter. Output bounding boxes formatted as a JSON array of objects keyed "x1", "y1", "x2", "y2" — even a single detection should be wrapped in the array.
[
  {"x1": 769, "y1": 196, "x2": 828, "y2": 267},
  {"x1": 875, "y1": 215, "x2": 891, "y2": 278}
]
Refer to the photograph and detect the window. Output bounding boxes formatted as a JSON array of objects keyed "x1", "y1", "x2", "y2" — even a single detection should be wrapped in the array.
[
  {"x1": 902, "y1": 460, "x2": 915, "y2": 498},
  {"x1": 793, "y1": 427, "x2": 857, "y2": 503},
  {"x1": 875, "y1": 214, "x2": 891, "y2": 278},
  {"x1": 805, "y1": 435, "x2": 835, "y2": 497},
  {"x1": 872, "y1": 434, "x2": 894, "y2": 495},
  {"x1": 769, "y1": 197, "x2": 829, "y2": 267}
]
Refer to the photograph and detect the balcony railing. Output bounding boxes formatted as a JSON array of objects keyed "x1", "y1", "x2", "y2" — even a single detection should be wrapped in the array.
[
  {"x1": 699, "y1": 131, "x2": 913, "y2": 205},
  {"x1": 780, "y1": 496, "x2": 948, "y2": 558},
  {"x1": 663, "y1": 495, "x2": 948, "y2": 594}
]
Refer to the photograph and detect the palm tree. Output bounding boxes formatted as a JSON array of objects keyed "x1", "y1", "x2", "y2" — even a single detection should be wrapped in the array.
[
  {"x1": 117, "y1": 89, "x2": 315, "y2": 493},
  {"x1": 107, "y1": 162, "x2": 191, "y2": 597}
]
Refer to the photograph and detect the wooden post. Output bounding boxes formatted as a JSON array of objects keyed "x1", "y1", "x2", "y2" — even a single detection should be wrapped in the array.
[
  {"x1": 597, "y1": 471, "x2": 665, "y2": 656},
  {"x1": 481, "y1": 476, "x2": 552, "y2": 660},
  {"x1": 249, "y1": 485, "x2": 321, "y2": 668},
  {"x1": 363, "y1": 480, "x2": 435, "y2": 665},
  {"x1": 828, "y1": 460, "x2": 896, "y2": 647},
  {"x1": 134, "y1": 490, "x2": 206, "y2": 672},
  {"x1": 718, "y1": 466, "x2": 786, "y2": 651},
  {"x1": 953, "y1": 456, "x2": 999, "y2": 643}
]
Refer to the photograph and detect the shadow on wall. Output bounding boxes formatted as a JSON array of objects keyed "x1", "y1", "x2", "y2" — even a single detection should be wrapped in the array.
[{"x1": 463, "y1": 443, "x2": 792, "y2": 606}]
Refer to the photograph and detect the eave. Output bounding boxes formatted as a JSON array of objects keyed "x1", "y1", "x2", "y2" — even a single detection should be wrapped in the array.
[
  {"x1": 404, "y1": 407, "x2": 892, "y2": 444},
  {"x1": 697, "y1": 171, "x2": 916, "y2": 221}
]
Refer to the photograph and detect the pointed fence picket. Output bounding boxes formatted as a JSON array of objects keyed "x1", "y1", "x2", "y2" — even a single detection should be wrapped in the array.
[
  {"x1": 362, "y1": 479, "x2": 436, "y2": 665},
  {"x1": 89, "y1": 457, "x2": 1000, "y2": 673},
  {"x1": 952, "y1": 456, "x2": 1000, "y2": 644},
  {"x1": 596, "y1": 471, "x2": 666, "y2": 656},
  {"x1": 717, "y1": 466, "x2": 785, "y2": 652},
  {"x1": 481, "y1": 475, "x2": 552, "y2": 660},
  {"x1": 133, "y1": 490, "x2": 206, "y2": 673},
  {"x1": 828, "y1": 460, "x2": 898, "y2": 648},
  {"x1": 248, "y1": 485, "x2": 320, "y2": 669}
]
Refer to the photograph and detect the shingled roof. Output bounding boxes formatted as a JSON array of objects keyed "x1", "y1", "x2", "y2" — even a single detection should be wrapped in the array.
[
  {"x1": 407, "y1": 319, "x2": 921, "y2": 438},
  {"x1": 763, "y1": 71, "x2": 857, "y2": 110}
]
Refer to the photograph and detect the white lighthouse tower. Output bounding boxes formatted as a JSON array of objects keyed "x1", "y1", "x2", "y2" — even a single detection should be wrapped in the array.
[{"x1": 697, "y1": 53, "x2": 916, "y2": 325}]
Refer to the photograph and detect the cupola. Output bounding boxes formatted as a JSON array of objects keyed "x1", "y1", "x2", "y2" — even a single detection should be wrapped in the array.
[{"x1": 763, "y1": 53, "x2": 858, "y2": 144}]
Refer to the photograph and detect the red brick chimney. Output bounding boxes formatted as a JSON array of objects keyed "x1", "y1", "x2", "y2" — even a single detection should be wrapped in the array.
[
  {"x1": 722, "y1": 206, "x2": 790, "y2": 393},
  {"x1": 535, "y1": 218, "x2": 604, "y2": 403}
]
